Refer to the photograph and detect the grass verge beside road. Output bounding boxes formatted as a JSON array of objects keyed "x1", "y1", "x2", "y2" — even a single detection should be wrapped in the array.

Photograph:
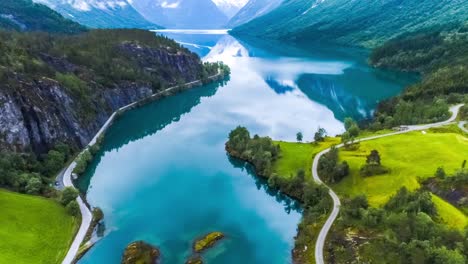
[
  {"x1": 0, "y1": 189, "x2": 79, "y2": 264},
  {"x1": 273, "y1": 138, "x2": 341, "y2": 180}
]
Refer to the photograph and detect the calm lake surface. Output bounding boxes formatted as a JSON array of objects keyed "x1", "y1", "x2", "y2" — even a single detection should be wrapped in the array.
[{"x1": 77, "y1": 30, "x2": 416, "y2": 263}]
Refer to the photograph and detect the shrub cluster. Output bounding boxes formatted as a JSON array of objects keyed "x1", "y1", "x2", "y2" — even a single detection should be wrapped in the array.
[
  {"x1": 318, "y1": 147, "x2": 349, "y2": 183},
  {"x1": 0, "y1": 143, "x2": 72, "y2": 195},
  {"x1": 329, "y1": 188, "x2": 467, "y2": 263},
  {"x1": 226, "y1": 126, "x2": 280, "y2": 176}
]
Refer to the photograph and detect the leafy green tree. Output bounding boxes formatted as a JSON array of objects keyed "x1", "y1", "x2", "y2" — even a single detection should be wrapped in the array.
[
  {"x1": 60, "y1": 187, "x2": 79, "y2": 206},
  {"x1": 432, "y1": 247, "x2": 465, "y2": 264},
  {"x1": 66, "y1": 200, "x2": 81, "y2": 217},
  {"x1": 303, "y1": 181, "x2": 329, "y2": 209},
  {"x1": 343, "y1": 195, "x2": 369, "y2": 219},
  {"x1": 341, "y1": 131, "x2": 351, "y2": 146},
  {"x1": 344, "y1": 118, "x2": 355, "y2": 131},
  {"x1": 25, "y1": 177, "x2": 42, "y2": 194},
  {"x1": 314, "y1": 127, "x2": 327, "y2": 142},
  {"x1": 296, "y1": 132, "x2": 303, "y2": 142},
  {"x1": 366, "y1": 150, "x2": 381, "y2": 165},
  {"x1": 73, "y1": 150, "x2": 93, "y2": 175},
  {"x1": 285, "y1": 169, "x2": 306, "y2": 199},
  {"x1": 348, "y1": 124, "x2": 360, "y2": 138},
  {"x1": 54, "y1": 143, "x2": 71, "y2": 160},
  {"x1": 318, "y1": 147, "x2": 349, "y2": 183},
  {"x1": 435, "y1": 167, "x2": 446, "y2": 179},
  {"x1": 43, "y1": 150, "x2": 66, "y2": 176},
  {"x1": 227, "y1": 126, "x2": 251, "y2": 153}
]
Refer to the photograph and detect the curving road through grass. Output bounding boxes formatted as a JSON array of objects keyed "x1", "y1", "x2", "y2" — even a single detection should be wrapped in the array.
[
  {"x1": 459, "y1": 121, "x2": 468, "y2": 133},
  {"x1": 312, "y1": 104, "x2": 464, "y2": 264}
]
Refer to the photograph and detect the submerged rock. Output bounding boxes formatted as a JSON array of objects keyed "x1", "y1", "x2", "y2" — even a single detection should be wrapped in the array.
[
  {"x1": 193, "y1": 232, "x2": 225, "y2": 253},
  {"x1": 186, "y1": 255, "x2": 203, "y2": 264},
  {"x1": 121, "y1": 241, "x2": 160, "y2": 264}
]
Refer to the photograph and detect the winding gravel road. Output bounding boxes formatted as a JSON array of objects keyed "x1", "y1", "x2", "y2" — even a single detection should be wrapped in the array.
[{"x1": 312, "y1": 104, "x2": 464, "y2": 264}]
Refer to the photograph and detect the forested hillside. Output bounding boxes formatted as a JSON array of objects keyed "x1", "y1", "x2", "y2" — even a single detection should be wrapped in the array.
[
  {"x1": 0, "y1": 0, "x2": 86, "y2": 33},
  {"x1": 232, "y1": 0, "x2": 468, "y2": 48},
  {"x1": 369, "y1": 23, "x2": 468, "y2": 129},
  {"x1": 0, "y1": 29, "x2": 227, "y2": 196}
]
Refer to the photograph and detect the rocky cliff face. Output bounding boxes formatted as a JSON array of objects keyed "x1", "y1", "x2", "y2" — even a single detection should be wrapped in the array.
[{"x1": 0, "y1": 42, "x2": 207, "y2": 154}]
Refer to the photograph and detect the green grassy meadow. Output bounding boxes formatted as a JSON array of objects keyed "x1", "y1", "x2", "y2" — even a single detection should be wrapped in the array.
[
  {"x1": 273, "y1": 137, "x2": 341, "y2": 179},
  {"x1": 432, "y1": 194, "x2": 468, "y2": 230},
  {"x1": 0, "y1": 189, "x2": 79, "y2": 264},
  {"x1": 333, "y1": 130, "x2": 468, "y2": 206}
]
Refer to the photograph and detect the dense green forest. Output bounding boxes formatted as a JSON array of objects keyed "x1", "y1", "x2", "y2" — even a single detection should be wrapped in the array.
[
  {"x1": 232, "y1": 0, "x2": 468, "y2": 48},
  {"x1": 0, "y1": 0, "x2": 86, "y2": 33},
  {"x1": 0, "y1": 29, "x2": 224, "y2": 123},
  {"x1": 368, "y1": 23, "x2": 468, "y2": 129},
  {"x1": 0, "y1": 28, "x2": 227, "y2": 196}
]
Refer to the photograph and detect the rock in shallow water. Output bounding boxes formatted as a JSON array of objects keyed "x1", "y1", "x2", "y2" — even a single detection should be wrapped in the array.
[
  {"x1": 186, "y1": 255, "x2": 203, "y2": 264},
  {"x1": 193, "y1": 232, "x2": 225, "y2": 253},
  {"x1": 121, "y1": 241, "x2": 160, "y2": 264}
]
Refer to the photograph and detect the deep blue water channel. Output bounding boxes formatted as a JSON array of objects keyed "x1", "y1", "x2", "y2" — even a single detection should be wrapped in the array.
[{"x1": 77, "y1": 30, "x2": 416, "y2": 263}]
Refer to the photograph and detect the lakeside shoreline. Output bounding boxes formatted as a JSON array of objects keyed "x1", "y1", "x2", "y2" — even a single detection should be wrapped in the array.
[
  {"x1": 225, "y1": 143, "x2": 329, "y2": 263},
  {"x1": 61, "y1": 71, "x2": 227, "y2": 264}
]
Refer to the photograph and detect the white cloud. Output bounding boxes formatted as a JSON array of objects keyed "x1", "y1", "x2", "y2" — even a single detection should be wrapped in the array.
[{"x1": 161, "y1": 1, "x2": 180, "y2": 8}]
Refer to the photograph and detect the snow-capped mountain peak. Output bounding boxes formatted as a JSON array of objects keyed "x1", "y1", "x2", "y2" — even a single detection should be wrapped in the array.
[
  {"x1": 34, "y1": 0, "x2": 131, "y2": 11},
  {"x1": 211, "y1": 0, "x2": 248, "y2": 18}
]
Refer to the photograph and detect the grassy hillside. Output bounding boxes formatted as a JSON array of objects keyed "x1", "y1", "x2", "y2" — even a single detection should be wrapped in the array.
[
  {"x1": 325, "y1": 127, "x2": 468, "y2": 263},
  {"x1": 432, "y1": 194, "x2": 467, "y2": 230},
  {"x1": 0, "y1": 0, "x2": 86, "y2": 33},
  {"x1": 0, "y1": 189, "x2": 78, "y2": 264},
  {"x1": 333, "y1": 130, "x2": 468, "y2": 206},
  {"x1": 232, "y1": 0, "x2": 468, "y2": 48},
  {"x1": 273, "y1": 138, "x2": 340, "y2": 180}
]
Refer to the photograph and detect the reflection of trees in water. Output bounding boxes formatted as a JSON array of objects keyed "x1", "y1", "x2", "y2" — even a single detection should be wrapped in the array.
[
  {"x1": 227, "y1": 155, "x2": 302, "y2": 215},
  {"x1": 109, "y1": 79, "x2": 227, "y2": 151},
  {"x1": 77, "y1": 79, "x2": 228, "y2": 192},
  {"x1": 296, "y1": 73, "x2": 370, "y2": 121}
]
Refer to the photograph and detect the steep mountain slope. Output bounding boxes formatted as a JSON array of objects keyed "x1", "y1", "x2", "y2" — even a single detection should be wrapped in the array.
[
  {"x1": 232, "y1": 0, "x2": 468, "y2": 48},
  {"x1": 131, "y1": 0, "x2": 228, "y2": 29},
  {"x1": 33, "y1": 0, "x2": 160, "y2": 29},
  {"x1": 0, "y1": 0, "x2": 86, "y2": 33},
  {"x1": 212, "y1": 0, "x2": 248, "y2": 19},
  {"x1": 227, "y1": 0, "x2": 282, "y2": 28},
  {"x1": 0, "y1": 29, "x2": 224, "y2": 155}
]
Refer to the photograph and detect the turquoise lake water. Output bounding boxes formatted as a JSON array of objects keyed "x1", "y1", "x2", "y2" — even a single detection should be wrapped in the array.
[{"x1": 77, "y1": 31, "x2": 416, "y2": 263}]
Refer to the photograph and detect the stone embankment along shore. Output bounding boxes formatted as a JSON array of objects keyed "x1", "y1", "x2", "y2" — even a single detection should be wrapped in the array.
[{"x1": 61, "y1": 72, "x2": 226, "y2": 264}]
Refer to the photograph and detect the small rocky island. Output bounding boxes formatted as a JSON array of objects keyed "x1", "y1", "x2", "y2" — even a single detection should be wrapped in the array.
[
  {"x1": 184, "y1": 232, "x2": 225, "y2": 263},
  {"x1": 186, "y1": 256, "x2": 203, "y2": 264},
  {"x1": 194, "y1": 232, "x2": 225, "y2": 253},
  {"x1": 121, "y1": 241, "x2": 160, "y2": 264}
]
